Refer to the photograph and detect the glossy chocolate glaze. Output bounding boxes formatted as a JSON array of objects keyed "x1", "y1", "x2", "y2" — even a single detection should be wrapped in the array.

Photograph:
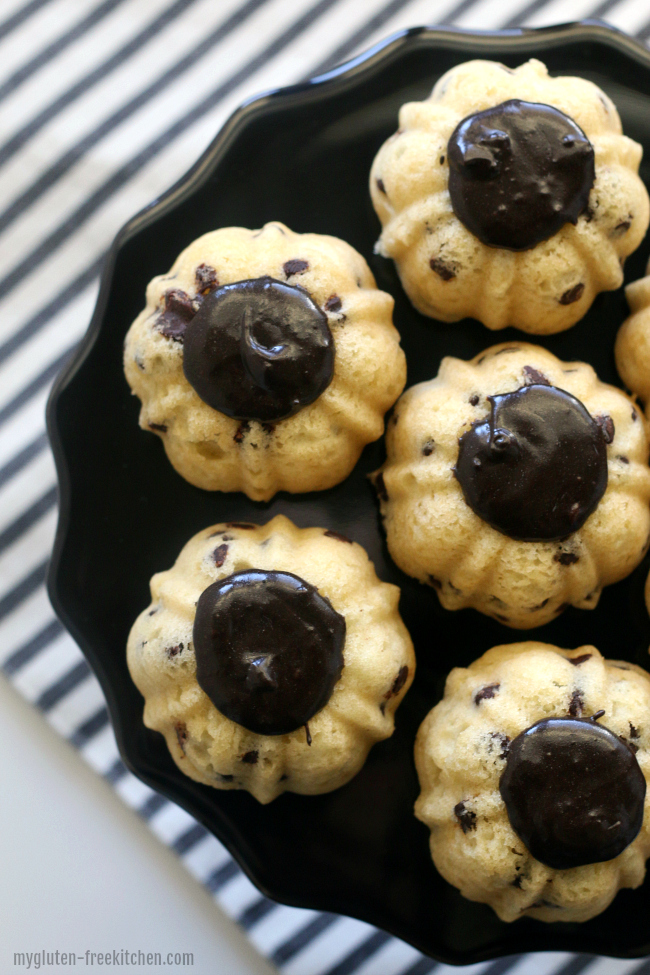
[
  {"x1": 193, "y1": 570, "x2": 345, "y2": 736},
  {"x1": 500, "y1": 716, "x2": 646, "y2": 869},
  {"x1": 455, "y1": 384, "x2": 608, "y2": 541},
  {"x1": 183, "y1": 277, "x2": 334, "y2": 422},
  {"x1": 447, "y1": 100, "x2": 595, "y2": 250}
]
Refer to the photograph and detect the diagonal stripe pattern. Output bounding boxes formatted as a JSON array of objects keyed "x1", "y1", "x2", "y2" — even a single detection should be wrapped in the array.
[{"x1": 1, "y1": 0, "x2": 649, "y2": 972}]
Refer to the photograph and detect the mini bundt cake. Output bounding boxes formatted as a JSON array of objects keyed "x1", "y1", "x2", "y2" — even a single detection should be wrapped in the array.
[
  {"x1": 370, "y1": 58, "x2": 649, "y2": 333},
  {"x1": 373, "y1": 342, "x2": 650, "y2": 628},
  {"x1": 127, "y1": 515, "x2": 415, "y2": 804},
  {"x1": 415, "y1": 642, "x2": 650, "y2": 923},
  {"x1": 615, "y1": 255, "x2": 650, "y2": 408},
  {"x1": 124, "y1": 222, "x2": 406, "y2": 500}
]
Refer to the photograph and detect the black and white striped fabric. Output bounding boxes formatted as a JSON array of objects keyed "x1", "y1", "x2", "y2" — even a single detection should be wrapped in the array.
[{"x1": 2, "y1": 0, "x2": 650, "y2": 972}]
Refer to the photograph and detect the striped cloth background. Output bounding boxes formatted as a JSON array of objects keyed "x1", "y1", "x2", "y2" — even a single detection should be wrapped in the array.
[{"x1": 2, "y1": 0, "x2": 650, "y2": 972}]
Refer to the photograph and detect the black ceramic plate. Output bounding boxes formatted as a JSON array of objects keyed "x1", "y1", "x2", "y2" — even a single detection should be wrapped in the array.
[{"x1": 47, "y1": 21, "x2": 650, "y2": 965}]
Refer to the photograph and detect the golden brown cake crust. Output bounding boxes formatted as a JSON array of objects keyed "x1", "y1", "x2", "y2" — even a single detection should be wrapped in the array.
[
  {"x1": 415, "y1": 642, "x2": 650, "y2": 923},
  {"x1": 124, "y1": 222, "x2": 406, "y2": 500},
  {"x1": 375, "y1": 342, "x2": 650, "y2": 628},
  {"x1": 127, "y1": 515, "x2": 415, "y2": 804},
  {"x1": 370, "y1": 59, "x2": 649, "y2": 333},
  {"x1": 616, "y1": 255, "x2": 650, "y2": 408}
]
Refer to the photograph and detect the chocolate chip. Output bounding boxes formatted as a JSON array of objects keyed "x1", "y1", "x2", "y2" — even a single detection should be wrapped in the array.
[
  {"x1": 632, "y1": 409, "x2": 639, "y2": 422},
  {"x1": 490, "y1": 596, "x2": 506, "y2": 607},
  {"x1": 440, "y1": 155, "x2": 445, "y2": 165},
  {"x1": 324, "y1": 530, "x2": 352, "y2": 543},
  {"x1": 373, "y1": 472, "x2": 388, "y2": 502},
  {"x1": 495, "y1": 347, "x2": 520, "y2": 355},
  {"x1": 218, "y1": 773, "x2": 234, "y2": 782},
  {"x1": 620, "y1": 723, "x2": 639, "y2": 752},
  {"x1": 148, "y1": 607, "x2": 159, "y2": 616},
  {"x1": 166, "y1": 643, "x2": 184, "y2": 658},
  {"x1": 324, "y1": 294, "x2": 342, "y2": 313},
  {"x1": 241, "y1": 750, "x2": 258, "y2": 764},
  {"x1": 226, "y1": 522, "x2": 255, "y2": 530},
  {"x1": 429, "y1": 257, "x2": 456, "y2": 281},
  {"x1": 376, "y1": 178, "x2": 387, "y2": 194},
  {"x1": 490, "y1": 732, "x2": 511, "y2": 759},
  {"x1": 559, "y1": 283, "x2": 585, "y2": 305},
  {"x1": 469, "y1": 394, "x2": 480, "y2": 406},
  {"x1": 531, "y1": 598, "x2": 549, "y2": 610},
  {"x1": 212, "y1": 544, "x2": 228, "y2": 567},
  {"x1": 454, "y1": 801, "x2": 477, "y2": 833},
  {"x1": 595, "y1": 414, "x2": 615, "y2": 444},
  {"x1": 612, "y1": 218, "x2": 632, "y2": 237},
  {"x1": 569, "y1": 653, "x2": 592, "y2": 666},
  {"x1": 175, "y1": 722, "x2": 188, "y2": 750},
  {"x1": 195, "y1": 264, "x2": 218, "y2": 294},
  {"x1": 234, "y1": 422, "x2": 249, "y2": 444},
  {"x1": 280, "y1": 773, "x2": 289, "y2": 781},
  {"x1": 167, "y1": 289, "x2": 195, "y2": 316},
  {"x1": 149, "y1": 422, "x2": 167, "y2": 433},
  {"x1": 155, "y1": 289, "x2": 196, "y2": 341},
  {"x1": 422, "y1": 439, "x2": 435, "y2": 456},
  {"x1": 475, "y1": 683, "x2": 500, "y2": 704},
  {"x1": 568, "y1": 689, "x2": 584, "y2": 717},
  {"x1": 522, "y1": 366, "x2": 550, "y2": 386},
  {"x1": 555, "y1": 552, "x2": 579, "y2": 565},
  {"x1": 283, "y1": 259, "x2": 309, "y2": 277},
  {"x1": 618, "y1": 455, "x2": 630, "y2": 464},
  {"x1": 385, "y1": 666, "x2": 409, "y2": 700},
  {"x1": 134, "y1": 354, "x2": 145, "y2": 371}
]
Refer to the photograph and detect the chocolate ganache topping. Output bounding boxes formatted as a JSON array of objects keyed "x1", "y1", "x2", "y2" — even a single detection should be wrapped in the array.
[
  {"x1": 455, "y1": 384, "x2": 608, "y2": 541},
  {"x1": 447, "y1": 99, "x2": 595, "y2": 250},
  {"x1": 193, "y1": 570, "x2": 345, "y2": 736},
  {"x1": 499, "y1": 716, "x2": 646, "y2": 869},
  {"x1": 183, "y1": 277, "x2": 334, "y2": 422}
]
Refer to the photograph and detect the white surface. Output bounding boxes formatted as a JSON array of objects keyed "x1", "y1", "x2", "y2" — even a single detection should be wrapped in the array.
[{"x1": 0, "y1": 674, "x2": 276, "y2": 975}]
